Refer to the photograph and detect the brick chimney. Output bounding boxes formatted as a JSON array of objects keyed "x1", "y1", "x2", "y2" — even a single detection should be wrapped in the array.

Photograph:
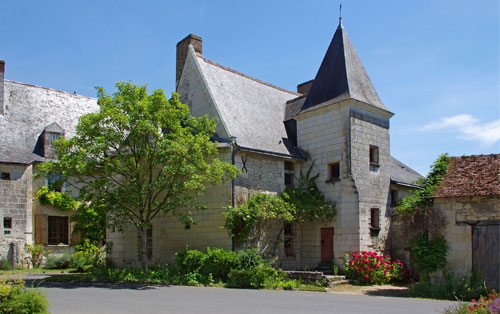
[
  {"x1": 297, "y1": 79, "x2": 314, "y2": 95},
  {"x1": 176, "y1": 34, "x2": 202, "y2": 88},
  {"x1": 0, "y1": 60, "x2": 4, "y2": 115}
]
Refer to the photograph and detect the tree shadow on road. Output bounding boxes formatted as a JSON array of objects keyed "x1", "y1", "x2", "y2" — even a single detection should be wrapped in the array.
[{"x1": 25, "y1": 277, "x2": 160, "y2": 291}]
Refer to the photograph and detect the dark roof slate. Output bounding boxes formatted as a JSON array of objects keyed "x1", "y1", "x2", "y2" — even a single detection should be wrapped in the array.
[
  {"x1": 300, "y1": 23, "x2": 389, "y2": 113},
  {"x1": 390, "y1": 156, "x2": 423, "y2": 186},
  {"x1": 433, "y1": 154, "x2": 500, "y2": 198}
]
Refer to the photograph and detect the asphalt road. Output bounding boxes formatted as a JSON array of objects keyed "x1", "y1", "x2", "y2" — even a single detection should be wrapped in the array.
[{"x1": 40, "y1": 283, "x2": 456, "y2": 314}]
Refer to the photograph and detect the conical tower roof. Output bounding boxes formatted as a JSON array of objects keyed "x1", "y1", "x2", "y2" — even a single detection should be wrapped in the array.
[{"x1": 300, "y1": 21, "x2": 389, "y2": 113}]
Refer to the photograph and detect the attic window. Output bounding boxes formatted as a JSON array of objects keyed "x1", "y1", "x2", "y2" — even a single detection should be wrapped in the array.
[
  {"x1": 369, "y1": 145, "x2": 379, "y2": 166},
  {"x1": 1, "y1": 172, "x2": 10, "y2": 180},
  {"x1": 47, "y1": 132, "x2": 61, "y2": 144},
  {"x1": 284, "y1": 161, "x2": 294, "y2": 187}
]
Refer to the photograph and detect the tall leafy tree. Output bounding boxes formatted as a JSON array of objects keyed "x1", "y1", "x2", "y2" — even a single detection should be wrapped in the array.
[{"x1": 38, "y1": 82, "x2": 239, "y2": 270}]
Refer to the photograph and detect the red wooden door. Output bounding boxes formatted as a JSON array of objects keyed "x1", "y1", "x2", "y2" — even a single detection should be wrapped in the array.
[{"x1": 321, "y1": 227, "x2": 334, "y2": 263}]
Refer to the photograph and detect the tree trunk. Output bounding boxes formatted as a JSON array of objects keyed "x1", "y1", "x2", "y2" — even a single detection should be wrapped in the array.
[{"x1": 139, "y1": 227, "x2": 148, "y2": 271}]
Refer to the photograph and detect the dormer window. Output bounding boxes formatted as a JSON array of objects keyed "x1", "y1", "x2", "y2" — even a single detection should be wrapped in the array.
[{"x1": 35, "y1": 122, "x2": 65, "y2": 159}]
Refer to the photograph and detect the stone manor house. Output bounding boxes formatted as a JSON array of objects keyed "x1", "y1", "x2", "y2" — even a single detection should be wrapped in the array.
[{"x1": 1, "y1": 21, "x2": 422, "y2": 269}]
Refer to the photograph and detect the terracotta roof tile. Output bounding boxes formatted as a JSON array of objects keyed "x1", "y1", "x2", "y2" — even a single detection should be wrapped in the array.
[{"x1": 433, "y1": 154, "x2": 500, "y2": 198}]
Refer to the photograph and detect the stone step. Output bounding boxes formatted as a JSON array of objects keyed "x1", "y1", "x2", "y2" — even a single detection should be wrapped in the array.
[{"x1": 328, "y1": 279, "x2": 350, "y2": 286}]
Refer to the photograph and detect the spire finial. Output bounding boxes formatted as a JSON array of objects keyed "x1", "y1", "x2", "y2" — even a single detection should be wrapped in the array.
[{"x1": 339, "y1": 3, "x2": 342, "y2": 25}]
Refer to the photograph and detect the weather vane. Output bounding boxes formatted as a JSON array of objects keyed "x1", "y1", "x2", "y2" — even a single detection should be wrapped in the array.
[{"x1": 339, "y1": 3, "x2": 342, "y2": 24}]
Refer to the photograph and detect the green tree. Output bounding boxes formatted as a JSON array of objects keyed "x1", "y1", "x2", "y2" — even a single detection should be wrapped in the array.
[{"x1": 38, "y1": 82, "x2": 239, "y2": 270}]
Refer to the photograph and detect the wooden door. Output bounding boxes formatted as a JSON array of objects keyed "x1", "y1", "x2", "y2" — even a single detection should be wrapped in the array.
[
  {"x1": 321, "y1": 227, "x2": 334, "y2": 263},
  {"x1": 472, "y1": 225, "x2": 500, "y2": 290}
]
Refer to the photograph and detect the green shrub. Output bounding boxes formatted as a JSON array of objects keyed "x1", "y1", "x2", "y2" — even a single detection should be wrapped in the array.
[
  {"x1": 226, "y1": 266, "x2": 278, "y2": 289},
  {"x1": 282, "y1": 280, "x2": 300, "y2": 290},
  {"x1": 0, "y1": 259, "x2": 12, "y2": 271},
  {"x1": 410, "y1": 234, "x2": 448, "y2": 276},
  {"x1": 204, "y1": 248, "x2": 240, "y2": 281},
  {"x1": 408, "y1": 274, "x2": 492, "y2": 301},
  {"x1": 70, "y1": 242, "x2": 104, "y2": 272},
  {"x1": 44, "y1": 253, "x2": 72, "y2": 269},
  {"x1": 25, "y1": 244, "x2": 47, "y2": 268},
  {"x1": 237, "y1": 248, "x2": 269, "y2": 269},
  {"x1": 173, "y1": 248, "x2": 207, "y2": 275},
  {"x1": 0, "y1": 280, "x2": 48, "y2": 314}
]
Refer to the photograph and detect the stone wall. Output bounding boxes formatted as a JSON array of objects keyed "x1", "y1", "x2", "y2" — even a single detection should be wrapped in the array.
[
  {"x1": 295, "y1": 101, "x2": 351, "y2": 266},
  {"x1": 107, "y1": 149, "x2": 235, "y2": 267},
  {"x1": 390, "y1": 195, "x2": 500, "y2": 277},
  {"x1": 0, "y1": 164, "x2": 31, "y2": 264},
  {"x1": 349, "y1": 109, "x2": 391, "y2": 253}
]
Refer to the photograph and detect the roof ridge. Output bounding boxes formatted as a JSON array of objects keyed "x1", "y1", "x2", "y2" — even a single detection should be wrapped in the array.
[
  {"x1": 196, "y1": 54, "x2": 300, "y2": 96},
  {"x1": 6, "y1": 80, "x2": 95, "y2": 99},
  {"x1": 286, "y1": 94, "x2": 307, "y2": 104}
]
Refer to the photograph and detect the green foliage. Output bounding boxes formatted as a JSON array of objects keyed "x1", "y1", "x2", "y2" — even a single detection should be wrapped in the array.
[
  {"x1": 71, "y1": 203, "x2": 106, "y2": 246},
  {"x1": 0, "y1": 280, "x2": 48, "y2": 314},
  {"x1": 395, "y1": 153, "x2": 449, "y2": 216},
  {"x1": 44, "y1": 253, "x2": 72, "y2": 269},
  {"x1": 204, "y1": 248, "x2": 240, "y2": 282},
  {"x1": 408, "y1": 273, "x2": 493, "y2": 301},
  {"x1": 36, "y1": 186, "x2": 78, "y2": 211},
  {"x1": 0, "y1": 259, "x2": 12, "y2": 271},
  {"x1": 444, "y1": 289, "x2": 500, "y2": 313},
  {"x1": 224, "y1": 193, "x2": 295, "y2": 241},
  {"x1": 37, "y1": 82, "x2": 239, "y2": 270},
  {"x1": 282, "y1": 164, "x2": 336, "y2": 222},
  {"x1": 226, "y1": 266, "x2": 278, "y2": 289},
  {"x1": 410, "y1": 234, "x2": 448, "y2": 275},
  {"x1": 90, "y1": 264, "x2": 171, "y2": 284},
  {"x1": 24, "y1": 244, "x2": 47, "y2": 268},
  {"x1": 173, "y1": 248, "x2": 207, "y2": 275},
  {"x1": 70, "y1": 240, "x2": 105, "y2": 272},
  {"x1": 237, "y1": 248, "x2": 269, "y2": 269}
]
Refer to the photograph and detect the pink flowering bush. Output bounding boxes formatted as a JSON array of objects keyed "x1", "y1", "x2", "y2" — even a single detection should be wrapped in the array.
[
  {"x1": 444, "y1": 289, "x2": 500, "y2": 313},
  {"x1": 343, "y1": 251, "x2": 408, "y2": 285}
]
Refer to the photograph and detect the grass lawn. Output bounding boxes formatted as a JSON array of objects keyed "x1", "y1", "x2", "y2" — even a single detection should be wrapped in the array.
[{"x1": 0, "y1": 268, "x2": 78, "y2": 276}]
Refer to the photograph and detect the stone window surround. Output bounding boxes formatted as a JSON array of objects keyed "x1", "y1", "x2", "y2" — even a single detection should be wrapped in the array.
[
  {"x1": 284, "y1": 161, "x2": 294, "y2": 187},
  {"x1": 326, "y1": 161, "x2": 340, "y2": 183},
  {"x1": 369, "y1": 145, "x2": 379, "y2": 166},
  {"x1": 370, "y1": 208, "x2": 380, "y2": 235}
]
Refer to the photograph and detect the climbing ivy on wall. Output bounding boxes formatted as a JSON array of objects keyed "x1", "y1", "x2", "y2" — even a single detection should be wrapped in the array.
[
  {"x1": 395, "y1": 153, "x2": 449, "y2": 217},
  {"x1": 36, "y1": 186, "x2": 78, "y2": 211}
]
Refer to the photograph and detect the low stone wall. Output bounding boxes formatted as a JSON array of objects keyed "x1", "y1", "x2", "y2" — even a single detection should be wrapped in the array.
[{"x1": 281, "y1": 271, "x2": 324, "y2": 283}]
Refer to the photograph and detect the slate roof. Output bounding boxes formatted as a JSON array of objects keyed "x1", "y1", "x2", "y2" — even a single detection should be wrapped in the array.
[
  {"x1": 390, "y1": 156, "x2": 423, "y2": 186},
  {"x1": 0, "y1": 80, "x2": 97, "y2": 164},
  {"x1": 300, "y1": 22, "x2": 389, "y2": 113},
  {"x1": 195, "y1": 55, "x2": 305, "y2": 158},
  {"x1": 432, "y1": 154, "x2": 500, "y2": 198}
]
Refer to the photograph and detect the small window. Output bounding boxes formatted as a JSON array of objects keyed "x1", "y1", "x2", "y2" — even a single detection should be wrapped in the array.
[
  {"x1": 284, "y1": 161, "x2": 294, "y2": 187},
  {"x1": 369, "y1": 146, "x2": 379, "y2": 166},
  {"x1": 48, "y1": 216, "x2": 69, "y2": 245},
  {"x1": 370, "y1": 208, "x2": 380, "y2": 233},
  {"x1": 47, "y1": 132, "x2": 61, "y2": 145},
  {"x1": 391, "y1": 190, "x2": 399, "y2": 207},
  {"x1": 284, "y1": 223, "x2": 294, "y2": 256},
  {"x1": 47, "y1": 173, "x2": 63, "y2": 192},
  {"x1": 327, "y1": 162, "x2": 340, "y2": 181},
  {"x1": 1, "y1": 172, "x2": 10, "y2": 180},
  {"x1": 146, "y1": 226, "x2": 153, "y2": 260},
  {"x1": 3, "y1": 217, "x2": 12, "y2": 229}
]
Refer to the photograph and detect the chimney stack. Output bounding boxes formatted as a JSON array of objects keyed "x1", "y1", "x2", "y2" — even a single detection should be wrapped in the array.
[
  {"x1": 297, "y1": 79, "x2": 314, "y2": 95},
  {"x1": 176, "y1": 34, "x2": 202, "y2": 88},
  {"x1": 0, "y1": 60, "x2": 5, "y2": 115}
]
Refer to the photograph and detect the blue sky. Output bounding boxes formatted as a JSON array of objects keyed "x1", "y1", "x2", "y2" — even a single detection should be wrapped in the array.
[{"x1": 2, "y1": 0, "x2": 499, "y2": 175}]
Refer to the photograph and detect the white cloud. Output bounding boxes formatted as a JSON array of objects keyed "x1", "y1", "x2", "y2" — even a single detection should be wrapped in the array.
[{"x1": 421, "y1": 114, "x2": 500, "y2": 146}]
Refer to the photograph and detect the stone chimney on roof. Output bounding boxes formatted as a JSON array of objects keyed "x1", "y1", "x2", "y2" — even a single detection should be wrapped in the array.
[
  {"x1": 0, "y1": 60, "x2": 4, "y2": 115},
  {"x1": 297, "y1": 80, "x2": 314, "y2": 95},
  {"x1": 176, "y1": 34, "x2": 202, "y2": 88}
]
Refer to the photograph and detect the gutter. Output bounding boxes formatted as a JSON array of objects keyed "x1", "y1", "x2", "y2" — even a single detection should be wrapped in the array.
[{"x1": 390, "y1": 179, "x2": 422, "y2": 189}]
